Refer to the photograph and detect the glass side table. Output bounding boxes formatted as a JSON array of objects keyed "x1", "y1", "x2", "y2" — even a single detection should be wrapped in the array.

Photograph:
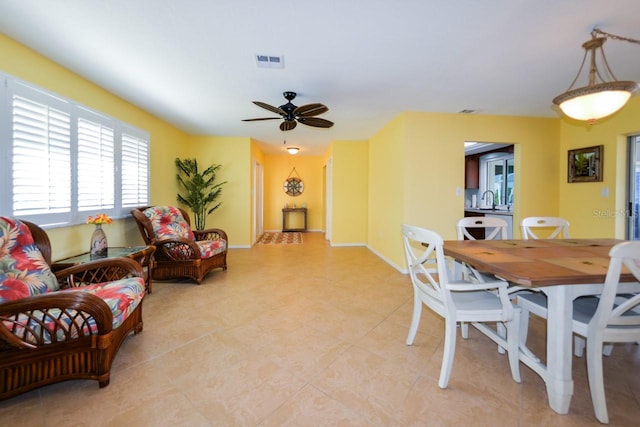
[{"x1": 53, "y1": 246, "x2": 155, "y2": 293}]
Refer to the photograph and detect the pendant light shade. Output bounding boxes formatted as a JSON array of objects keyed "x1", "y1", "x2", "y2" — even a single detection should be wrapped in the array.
[
  {"x1": 283, "y1": 140, "x2": 299, "y2": 154},
  {"x1": 554, "y1": 82, "x2": 637, "y2": 121},
  {"x1": 553, "y1": 29, "x2": 640, "y2": 123}
]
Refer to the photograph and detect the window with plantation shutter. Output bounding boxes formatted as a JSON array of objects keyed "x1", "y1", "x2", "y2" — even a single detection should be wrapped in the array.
[
  {"x1": 0, "y1": 72, "x2": 150, "y2": 227},
  {"x1": 77, "y1": 114, "x2": 115, "y2": 212},
  {"x1": 11, "y1": 90, "x2": 72, "y2": 225},
  {"x1": 121, "y1": 130, "x2": 149, "y2": 210}
]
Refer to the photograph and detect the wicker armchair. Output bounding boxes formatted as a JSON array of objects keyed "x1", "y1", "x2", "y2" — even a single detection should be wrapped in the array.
[
  {"x1": 0, "y1": 218, "x2": 146, "y2": 400},
  {"x1": 131, "y1": 206, "x2": 228, "y2": 284}
]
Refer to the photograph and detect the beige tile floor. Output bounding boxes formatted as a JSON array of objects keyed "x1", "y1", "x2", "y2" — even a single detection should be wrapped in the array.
[{"x1": 2, "y1": 232, "x2": 639, "y2": 426}]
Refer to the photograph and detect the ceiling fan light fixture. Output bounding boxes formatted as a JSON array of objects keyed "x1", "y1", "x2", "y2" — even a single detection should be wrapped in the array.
[
  {"x1": 286, "y1": 146, "x2": 300, "y2": 155},
  {"x1": 242, "y1": 91, "x2": 334, "y2": 130},
  {"x1": 553, "y1": 29, "x2": 640, "y2": 123}
]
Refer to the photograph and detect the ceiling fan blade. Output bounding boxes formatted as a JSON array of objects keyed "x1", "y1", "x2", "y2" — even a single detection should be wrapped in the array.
[
  {"x1": 280, "y1": 120, "x2": 297, "y2": 131},
  {"x1": 253, "y1": 101, "x2": 285, "y2": 116},
  {"x1": 294, "y1": 103, "x2": 328, "y2": 117},
  {"x1": 241, "y1": 117, "x2": 282, "y2": 122},
  {"x1": 297, "y1": 117, "x2": 334, "y2": 128}
]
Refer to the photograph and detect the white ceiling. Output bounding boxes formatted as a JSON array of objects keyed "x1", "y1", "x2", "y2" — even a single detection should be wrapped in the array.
[{"x1": 1, "y1": 1, "x2": 639, "y2": 155}]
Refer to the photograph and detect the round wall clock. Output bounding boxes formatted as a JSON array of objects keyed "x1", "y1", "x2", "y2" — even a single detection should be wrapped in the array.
[{"x1": 284, "y1": 177, "x2": 304, "y2": 196}]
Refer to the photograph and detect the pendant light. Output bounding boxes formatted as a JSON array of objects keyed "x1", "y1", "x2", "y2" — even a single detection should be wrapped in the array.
[
  {"x1": 553, "y1": 28, "x2": 640, "y2": 123},
  {"x1": 284, "y1": 140, "x2": 299, "y2": 155}
]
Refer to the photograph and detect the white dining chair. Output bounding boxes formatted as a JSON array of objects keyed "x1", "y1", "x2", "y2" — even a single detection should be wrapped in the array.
[
  {"x1": 457, "y1": 216, "x2": 508, "y2": 241},
  {"x1": 518, "y1": 217, "x2": 615, "y2": 358},
  {"x1": 457, "y1": 216, "x2": 536, "y2": 354},
  {"x1": 518, "y1": 216, "x2": 570, "y2": 348},
  {"x1": 520, "y1": 216, "x2": 570, "y2": 239},
  {"x1": 518, "y1": 241, "x2": 640, "y2": 424},
  {"x1": 402, "y1": 224, "x2": 521, "y2": 388},
  {"x1": 456, "y1": 216, "x2": 510, "y2": 344},
  {"x1": 456, "y1": 217, "x2": 508, "y2": 282}
]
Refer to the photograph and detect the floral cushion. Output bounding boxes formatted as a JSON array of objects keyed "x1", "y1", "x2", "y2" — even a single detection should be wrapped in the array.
[
  {"x1": 143, "y1": 206, "x2": 195, "y2": 241},
  {"x1": 0, "y1": 217, "x2": 59, "y2": 303},
  {"x1": 3, "y1": 277, "x2": 145, "y2": 345},
  {"x1": 62, "y1": 277, "x2": 145, "y2": 329},
  {"x1": 144, "y1": 206, "x2": 226, "y2": 259},
  {"x1": 197, "y1": 239, "x2": 227, "y2": 258}
]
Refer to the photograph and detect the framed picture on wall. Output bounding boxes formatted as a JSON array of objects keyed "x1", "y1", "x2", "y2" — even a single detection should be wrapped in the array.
[{"x1": 568, "y1": 145, "x2": 603, "y2": 183}]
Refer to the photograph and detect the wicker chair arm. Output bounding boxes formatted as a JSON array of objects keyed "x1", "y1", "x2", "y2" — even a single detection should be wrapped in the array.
[
  {"x1": 54, "y1": 257, "x2": 143, "y2": 289},
  {"x1": 0, "y1": 292, "x2": 113, "y2": 350},
  {"x1": 193, "y1": 228, "x2": 228, "y2": 242},
  {"x1": 49, "y1": 262, "x2": 72, "y2": 274},
  {"x1": 152, "y1": 237, "x2": 202, "y2": 261}
]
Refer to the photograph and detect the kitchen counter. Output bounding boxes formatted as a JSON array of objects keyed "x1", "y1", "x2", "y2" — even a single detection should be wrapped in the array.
[{"x1": 464, "y1": 208, "x2": 513, "y2": 216}]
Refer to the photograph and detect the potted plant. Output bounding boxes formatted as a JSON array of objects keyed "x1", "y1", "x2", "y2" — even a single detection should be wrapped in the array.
[{"x1": 175, "y1": 158, "x2": 227, "y2": 230}]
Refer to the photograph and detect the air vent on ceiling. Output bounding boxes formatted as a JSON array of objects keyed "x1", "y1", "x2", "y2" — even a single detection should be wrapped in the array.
[{"x1": 255, "y1": 54, "x2": 284, "y2": 69}]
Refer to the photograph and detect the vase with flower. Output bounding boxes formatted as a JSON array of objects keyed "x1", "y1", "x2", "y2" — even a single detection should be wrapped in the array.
[{"x1": 87, "y1": 213, "x2": 112, "y2": 258}]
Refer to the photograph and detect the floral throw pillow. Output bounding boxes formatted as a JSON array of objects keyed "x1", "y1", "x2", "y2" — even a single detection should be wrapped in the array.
[
  {"x1": 0, "y1": 217, "x2": 59, "y2": 303},
  {"x1": 143, "y1": 206, "x2": 195, "y2": 241}
]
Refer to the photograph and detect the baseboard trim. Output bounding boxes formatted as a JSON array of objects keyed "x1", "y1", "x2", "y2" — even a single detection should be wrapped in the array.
[{"x1": 367, "y1": 244, "x2": 406, "y2": 274}]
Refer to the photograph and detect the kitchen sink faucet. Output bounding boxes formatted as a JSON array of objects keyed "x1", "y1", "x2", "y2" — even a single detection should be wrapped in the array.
[{"x1": 482, "y1": 190, "x2": 496, "y2": 210}]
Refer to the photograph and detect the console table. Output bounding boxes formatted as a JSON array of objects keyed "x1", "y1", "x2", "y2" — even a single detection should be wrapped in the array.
[
  {"x1": 53, "y1": 246, "x2": 156, "y2": 293},
  {"x1": 282, "y1": 207, "x2": 307, "y2": 232}
]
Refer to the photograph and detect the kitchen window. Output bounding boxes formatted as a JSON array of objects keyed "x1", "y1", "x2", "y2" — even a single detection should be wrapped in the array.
[{"x1": 480, "y1": 152, "x2": 514, "y2": 206}]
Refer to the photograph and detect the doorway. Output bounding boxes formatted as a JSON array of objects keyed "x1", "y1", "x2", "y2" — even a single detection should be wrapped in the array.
[
  {"x1": 627, "y1": 135, "x2": 640, "y2": 240},
  {"x1": 252, "y1": 160, "x2": 264, "y2": 244},
  {"x1": 464, "y1": 142, "x2": 516, "y2": 238},
  {"x1": 464, "y1": 142, "x2": 514, "y2": 207}
]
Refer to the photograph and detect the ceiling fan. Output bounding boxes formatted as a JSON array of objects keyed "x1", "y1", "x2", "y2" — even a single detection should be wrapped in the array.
[{"x1": 242, "y1": 91, "x2": 334, "y2": 131}]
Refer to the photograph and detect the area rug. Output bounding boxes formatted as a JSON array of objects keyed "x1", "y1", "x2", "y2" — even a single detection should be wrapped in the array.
[{"x1": 257, "y1": 232, "x2": 303, "y2": 244}]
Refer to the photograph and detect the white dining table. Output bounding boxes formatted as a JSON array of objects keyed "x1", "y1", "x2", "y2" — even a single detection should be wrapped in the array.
[{"x1": 442, "y1": 238, "x2": 639, "y2": 414}]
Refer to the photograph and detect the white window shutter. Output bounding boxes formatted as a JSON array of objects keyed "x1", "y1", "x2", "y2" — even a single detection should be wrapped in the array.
[
  {"x1": 12, "y1": 95, "x2": 71, "y2": 216},
  {"x1": 77, "y1": 117, "x2": 115, "y2": 212},
  {"x1": 121, "y1": 131, "x2": 149, "y2": 208}
]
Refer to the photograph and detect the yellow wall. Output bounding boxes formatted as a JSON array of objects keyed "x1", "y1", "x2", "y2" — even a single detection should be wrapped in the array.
[
  {"x1": 263, "y1": 154, "x2": 324, "y2": 231},
  {"x1": 187, "y1": 136, "x2": 253, "y2": 247},
  {"x1": 329, "y1": 140, "x2": 369, "y2": 245},
  {"x1": 558, "y1": 97, "x2": 640, "y2": 238},
  {"x1": 369, "y1": 112, "x2": 561, "y2": 270},
  {"x1": 0, "y1": 34, "x2": 189, "y2": 259},
  {"x1": 368, "y1": 115, "x2": 406, "y2": 269},
  {"x1": 321, "y1": 146, "x2": 332, "y2": 234}
]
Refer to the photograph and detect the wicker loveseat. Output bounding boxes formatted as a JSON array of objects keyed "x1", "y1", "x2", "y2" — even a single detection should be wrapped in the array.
[
  {"x1": 131, "y1": 206, "x2": 228, "y2": 284},
  {"x1": 0, "y1": 217, "x2": 146, "y2": 400}
]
